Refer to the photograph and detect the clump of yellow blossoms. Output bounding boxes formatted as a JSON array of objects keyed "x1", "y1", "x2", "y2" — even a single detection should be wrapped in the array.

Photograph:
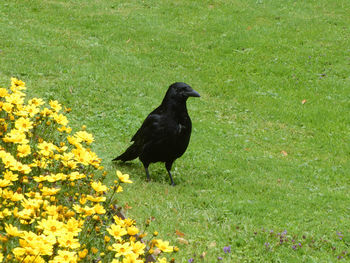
[{"x1": 0, "y1": 78, "x2": 174, "y2": 263}]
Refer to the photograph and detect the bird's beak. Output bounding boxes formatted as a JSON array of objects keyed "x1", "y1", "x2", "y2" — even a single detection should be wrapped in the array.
[{"x1": 186, "y1": 89, "x2": 200, "y2": 98}]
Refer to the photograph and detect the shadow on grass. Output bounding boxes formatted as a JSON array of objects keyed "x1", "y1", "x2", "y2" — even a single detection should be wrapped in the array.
[{"x1": 112, "y1": 160, "x2": 171, "y2": 185}]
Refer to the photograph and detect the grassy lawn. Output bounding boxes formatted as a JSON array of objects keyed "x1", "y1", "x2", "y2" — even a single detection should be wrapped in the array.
[{"x1": 1, "y1": 0, "x2": 349, "y2": 261}]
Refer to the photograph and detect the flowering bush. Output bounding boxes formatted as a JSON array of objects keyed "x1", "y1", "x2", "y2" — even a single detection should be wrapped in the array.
[{"x1": 0, "y1": 78, "x2": 174, "y2": 263}]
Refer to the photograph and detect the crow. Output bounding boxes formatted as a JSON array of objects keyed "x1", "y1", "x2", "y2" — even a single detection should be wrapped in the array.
[{"x1": 113, "y1": 82, "x2": 200, "y2": 185}]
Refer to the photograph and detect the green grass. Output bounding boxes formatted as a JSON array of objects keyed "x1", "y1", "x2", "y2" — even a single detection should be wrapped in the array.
[{"x1": 1, "y1": 0, "x2": 349, "y2": 261}]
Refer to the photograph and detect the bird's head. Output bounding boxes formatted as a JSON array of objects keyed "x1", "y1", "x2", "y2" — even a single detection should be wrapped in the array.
[{"x1": 165, "y1": 82, "x2": 200, "y2": 103}]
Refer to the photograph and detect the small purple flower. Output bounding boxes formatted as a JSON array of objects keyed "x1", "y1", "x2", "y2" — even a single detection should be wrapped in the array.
[
  {"x1": 282, "y1": 230, "x2": 287, "y2": 235},
  {"x1": 188, "y1": 259, "x2": 194, "y2": 263},
  {"x1": 265, "y1": 242, "x2": 270, "y2": 248},
  {"x1": 337, "y1": 232, "x2": 343, "y2": 240},
  {"x1": 218, "y1": 257, "x2": 223, "y2": 261},
  {"x1": 223, "y1": 246, "x2": 231, "y2": 253},
  {"x1": 298, "y1": 243, "x2": 302, "y2": 247},
  {"x1": 292, "y1": 245, "x2": 297, "y2": 250}
]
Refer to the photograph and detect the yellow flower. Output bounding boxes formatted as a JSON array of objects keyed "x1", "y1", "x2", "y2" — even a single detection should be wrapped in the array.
[
  {"x1": 155, "y1": 240, "x2": 173, "y2": 253},
  {"x1": 38, "y1": 141, "x2": 56, "y2": 156},
  {"x1": 91, "y1": 181, "x2": 108, "y2": 193},
  {"x1": 112, "y1": 215, "x2": 134, "y2": 228},
  {"x1": 73, "y1": 204, "x2": 83, "y2": 214},
  {"x1": 11, "y1": 192, "x2": 24, "y2": 202},
  {"x1": 46, "y1": 173, "x2": 67, "y2": 182},
  {"x1": 17, "y1": 144, "x2": 31, "y2": 157},
  {"x1": 72, "y1": 147, "x2": 90, "y2": 165},
  {"x1": 14, "y1": 162, "x2": 31, "y2": 174},
  {"x1": 1, "y1": 189, "x2": 15, "y2": 199},
  {"x1": 15, "y1": 255, "x2": 45, "y2": 263},
  {"x1": 0, "y1": 150, "x2": 17, "y2": 168},
  {"x1": 52, "y1": 113, "x2": 68, "y2": 126},
  {"x1": 124, "y1": 218, "x2": 135, "y2": 227},
  {"x1": 33, "y1": 175, "x2": 47, "y2": 182},
  {"x1": 131, "y1": 241, "x2": 146, "y2": 255},
  {"x1": 5, "y1": 223, "x2": 22, "y2": 237},
  {"x1": 75, "y1": 130, "x2": 94, "y2": 144},
  {"x1": 107, "y1": 224, "x2": 127, "y2": 241},
  {"x1": 44, "y1": 205, "x2": 59, "y2": 216},
  {"x1": 0, "y1": 179, "x2": 12, "y2": 188},
  {"x1": 36, "y1": 216, "x2": 64, "y2": 237},
  {"x1": 49, "y1": 100, "x2": 62, "y2": 112},
  {"x1": 50, "y1": 250, "x2": 77, "y2": 263},
  {"x1": 65, "y1": 126, "x2": 72, "y2": 133},
  {"x1": 60, "y1": 154, "x2": 77, "y2": 168},
  {"x1": 122, "y1": 253, "x2": 143, "y2": 263},
  {"x1": 127, "y1": 226, "x2": 139, "y2": 236},
  {"x1": 93, "y1": 203, "x2": 106, "y2": 214},
  {"x1": 116, "y1": 170, "x2": 133, "y2": 183},
  {"x1": 157, "y1": 257, "x2": 168, "y2": 263},
  {"x1": 2, "y1": 102, "x2": 13, "y2": 112},
  {"x1": 78, "y1": 249, "x2": 88, "y2": 259},
  {"x1": 17, "y1": 231, "x2": 55, "y2": 257},
  {"x1": 15, "y1": 117, "x2": 33, "y2": 132},
  {"x1": 113, "y1": 215, "x2": 126, "y2": 227},
  {"x1": 6, "y1": 92, "x2": 24, "y2": 105},
  {"x1": 79, "y1": 196, "x2": 87, "y2": 205},
  {"x1": 58, "y1": 234, "x2": 81, "y2": 249},
  {"x1": 23, "y1": 104, "x2": 40, "y2": 117},
  {"x1": 3, "y1": 129, "x2": 29, "y2": 144},
  {"x1": 11, "y1": 77, "x2": 26, "y2": 90},
  {"x1": 64, "y1": 217, "x2": 83, "y2": 236},
  {"x1": 82, "y1": 205, "x2": 95, "y2": 216},
  {"x1": 40, "y1": 186, "x2": 60, "y2": 196},
  {"x1": 0, "y1": 87, "x2": 9, "y2": 97},
  {"x1": 28, "y1": 97, "x2": 45, "y2": 106},
  {"x1": 2, "y1": 208, "x2": 12, "y2": 217},
  {"x1": 68, "y1": 171, "x2": 86, "y2": 181},
  {"x1": 116, "y1": 185, "x2": 123, "y2": 192},
  {"x1": 112, "y1": 242, "x2": 132, "y2": 258},
  {"x1": 86, "y1": 195, "x2": 106, "y2": 202},
  {"x1": 40, "y1": 107, "x2": 53, "y2": 116}
]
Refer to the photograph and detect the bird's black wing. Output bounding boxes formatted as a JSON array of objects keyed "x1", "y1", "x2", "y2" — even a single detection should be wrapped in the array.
[
  {"x1": 131, "y1": 108, "x2": 177, "y2": 145},
  {"x1": 131, "y1": 106, "x2": 163, "y2": 140}
]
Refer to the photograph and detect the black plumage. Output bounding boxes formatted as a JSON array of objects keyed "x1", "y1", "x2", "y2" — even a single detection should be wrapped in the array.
[{"x1": 113, "y1": 82, "x2": 200, "y2": 185}]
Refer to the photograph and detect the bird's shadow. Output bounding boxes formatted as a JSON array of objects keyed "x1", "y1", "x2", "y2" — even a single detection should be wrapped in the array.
[{"x1": 112, "y1": 161, "x2": 172, "y2": 185}]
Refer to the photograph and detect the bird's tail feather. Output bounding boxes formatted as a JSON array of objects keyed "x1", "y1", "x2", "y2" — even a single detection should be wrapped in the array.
[{"x1": 112, "y1": 144, "x2": 139, "y2": 162}]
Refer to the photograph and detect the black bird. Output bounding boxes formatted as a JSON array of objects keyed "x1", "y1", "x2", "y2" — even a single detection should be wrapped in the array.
[{"x1": 113, "y1": 82, "x2": 200, "y2": 185}]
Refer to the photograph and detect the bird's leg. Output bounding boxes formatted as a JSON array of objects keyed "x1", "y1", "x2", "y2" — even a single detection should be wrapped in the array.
[
  {"x1": 165, "y1": 162, "x2": 175, "y2": 186},
  {"x1": 143, "y1": 164, "x2": 151, "y2": 182},
  {"x1": 167, "y1": 170, "x2": 175, "y2": 186}
]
